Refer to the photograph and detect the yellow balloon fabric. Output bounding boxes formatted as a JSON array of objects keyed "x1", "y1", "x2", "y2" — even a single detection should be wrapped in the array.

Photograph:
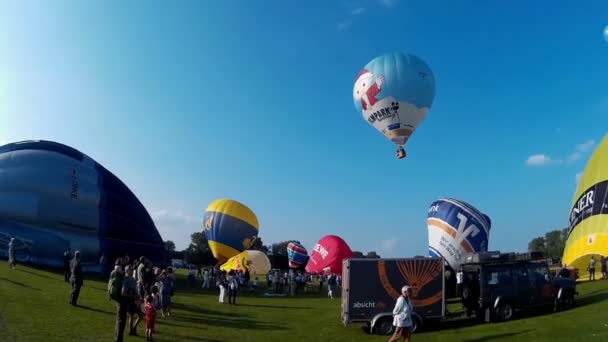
[
  {"x1": 220, "y1": 250, "x2": 271, "y2": 275},
  {"x1": 562, "y1": 134, "x2": 608, "y2": 279}
]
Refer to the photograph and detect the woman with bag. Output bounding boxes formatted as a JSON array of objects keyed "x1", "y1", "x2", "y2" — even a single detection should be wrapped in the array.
[{"x1": 389, "y1": 285, "x2": 414, "y2": 342}]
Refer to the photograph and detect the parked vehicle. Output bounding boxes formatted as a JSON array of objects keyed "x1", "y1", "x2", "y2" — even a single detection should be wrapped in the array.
[
  {"x1": 341, "y1": 258, "x2": 445, "y2": 335},
  {"x1": 459, "y1": 251, "x2": 578, "y2": 322}
]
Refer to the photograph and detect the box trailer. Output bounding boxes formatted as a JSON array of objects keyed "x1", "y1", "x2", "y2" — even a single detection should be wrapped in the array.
[{"x1": 341, "y1": 258, "x2": 445, "y2": 335}]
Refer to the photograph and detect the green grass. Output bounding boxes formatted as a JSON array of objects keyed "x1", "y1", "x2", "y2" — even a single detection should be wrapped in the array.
[{"x1": 0, "y1": 261, "x2": 607, "y2": 342}]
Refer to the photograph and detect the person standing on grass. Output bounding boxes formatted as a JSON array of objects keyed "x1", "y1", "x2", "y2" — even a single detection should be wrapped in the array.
[
  {"x1": 145, "y1": 295, "x2": 157, "y2": 342},
  {"x1": 159, "y1": 270, "x2": 172, "y2": 317},
  {"x1": 122, "y1": 264, "x2": 142, "y2": 336},
  {"x1": 69, "y1": 251, "x2": 83, "y2": 306},
  {"x1": 228, "y1": 270, "x2": 239, "y2": 305},
  {"x1": 202, "y1": 268, "x2": 210, "y2": 289},
  {"x1": 389, "y1": 286, "x2": 414, "y2": 342},
  {"x1": 601, "y1": 256, "x2": 607, "y2": 280},
  {"x1": 588, "y1": 256, "x2": 596, "y2": 281},
  {"x1": 327, "y1": 274, "x2": 336, "y2": 299},
  {"x1": 63, "y1": 247, "x2": 72, "y2": 282},
  {"x1": 7, "y1": 238, "x2": 16, "y2": 269}
]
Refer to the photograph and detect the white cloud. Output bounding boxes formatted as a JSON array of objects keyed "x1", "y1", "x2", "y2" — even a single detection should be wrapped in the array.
[
  {"x1": 0, "y1": 140, "x2": 7, "y2": 147},
  {"x1": 337, "y1": 21, "x2": 352, "y2": 30},
  {"x1": 380, "y1": 0, "x2": 394, "y2": 7},
  {"x1": 526, "y1": 154, "x2": 557, "y2": 166},
  {"x1": 567, "y1": 140, "x2": 596, "y2": 163},
  {"x1": 351, "y1": 7, "x2": 366, "y2": 15},
  {"x1": 151, "y1": 209, "x2": 200, "y2": 250},
  {"x1": 527, "y1": 139, "x2": 597, "y2": 167}
]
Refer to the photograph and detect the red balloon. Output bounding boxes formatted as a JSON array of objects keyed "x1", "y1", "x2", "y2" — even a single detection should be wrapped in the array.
[{"x1": 305, "y1": 235, "x2": 354, "y2": 275}]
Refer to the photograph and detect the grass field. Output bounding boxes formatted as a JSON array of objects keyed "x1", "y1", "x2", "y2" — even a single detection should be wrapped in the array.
[{"x1": 0, "y1": 261, "x2": 607, "y2": 342}]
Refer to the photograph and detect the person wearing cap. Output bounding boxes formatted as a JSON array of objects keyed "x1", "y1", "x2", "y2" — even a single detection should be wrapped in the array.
[
  {"x1": 389, "y1": 285, "x2": 414, "y2": 342},
  {"x1": 69, "y1": 251, "x2": 84, "y2": 306}
]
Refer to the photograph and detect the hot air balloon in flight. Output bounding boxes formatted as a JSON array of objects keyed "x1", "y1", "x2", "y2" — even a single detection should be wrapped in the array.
[
  {"x1": 353, "y1": 51, "x2": 436, "y2": 159},
  {"x1": 562, "y1": 134, "x2": 608, "y2": 280},
  {"x1": 287, "y1": 241, "x2": 309, "y2": 269},
  {"x1": 427, "y1": 198, "x2": 492, "y2": 272},
  {"x1": 203, "y1": 199, "x2": 259, "y2": 263},
  {"x1": 0, "y1": 140, "x2": 168, "y2": 273},
  {"x1": 220, "y1": 250, "x2": 271, "y2": 275},
  {"x1": 305, "y1": 235, "x2": 353, "y2": 275}
]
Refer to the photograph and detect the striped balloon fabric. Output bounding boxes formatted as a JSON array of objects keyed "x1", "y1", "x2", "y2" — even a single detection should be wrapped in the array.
[{"x1": 287, "y1": 242, "x2": 309, "y2": 268}]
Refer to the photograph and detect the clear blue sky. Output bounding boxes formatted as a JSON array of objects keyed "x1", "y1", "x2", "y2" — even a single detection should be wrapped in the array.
[{"x1": 1, "y1": 0, "x2": 607, "y2": 256}]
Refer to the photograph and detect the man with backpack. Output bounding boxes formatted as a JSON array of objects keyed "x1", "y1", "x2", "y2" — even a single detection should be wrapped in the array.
[{"x1": 108, "y1": 265, "x2": 128, "y2": 342}]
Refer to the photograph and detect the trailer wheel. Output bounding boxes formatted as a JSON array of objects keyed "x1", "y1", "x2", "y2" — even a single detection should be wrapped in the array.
[
  {"x1": 411, "y1": 315, "x2": 422, "y2": 333},
  {"x1": 373, "y1": 316, "x2": 394, "y2": 335}
]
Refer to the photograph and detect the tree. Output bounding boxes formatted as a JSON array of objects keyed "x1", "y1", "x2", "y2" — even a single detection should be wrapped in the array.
[
  {"x1": 366, "y1": 251, "x2": 381, "y2": 259},
  {"x1": 249, "y1": 237, "x2": 270, "y2": 254},
  {"x1": 528, "y1": 237, "x2": 546, "y2": 254},
  {"x1": 184, "y1": 232, "x2": 215, "y2": 266},
  {"x1": 268, "y1": 240, "x2": 295, "y2": 269},
  {"x1": 164, "y1": 240, "x2": 176, "y2": 253},
  {"x1": 528, "y1": 228, "x2": 569, "y2": 260},
  {"x1": 544, "y1": 229, "x2": 568, "y2": 260},
  {"x1": 352, "y1": 251, "x2": 365, "y2": 258}
]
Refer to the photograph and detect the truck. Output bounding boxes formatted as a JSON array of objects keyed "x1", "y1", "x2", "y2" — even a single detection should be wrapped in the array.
[
  {"x1": 341, "y1": 258, "x2": 446, "y2": 335},
  {"x1": 459, "y1": 251, "x2": 577, "y2": 322}
]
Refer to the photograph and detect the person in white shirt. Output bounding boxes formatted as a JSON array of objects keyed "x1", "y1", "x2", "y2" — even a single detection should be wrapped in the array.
[
  {"x1": 389, "y1": 285, "x2": 414, "y2": 342},
  {"x1": 202, "y1": 269, "x2": 210, "y2": 289}
]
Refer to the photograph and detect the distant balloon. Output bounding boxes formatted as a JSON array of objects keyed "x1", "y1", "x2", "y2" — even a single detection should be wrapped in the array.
[
  {"x1": 604, "y1": 25, "x2": 608, "y2": 42},
  {"x1": 353, "y1": 51, "x2": 436, "y2": 159},
  {"x1": 287, "y1": 242, "x2": 309, "y2": 269},
  {"x1": 203, "y1": 199, "x2": 259, "y2": 263},
  {"x1": 427, "y1": 198, "x2": 492, "y2": 272},
  {"x1": 305, "y1": 235, "x2": 353, "y2": 275},
  {"x1": 220, "y1": 250, "x2": 271, "y2": 275},
  {"x1": 0, "y1": 140, "x2": 168, "y2": 272}
]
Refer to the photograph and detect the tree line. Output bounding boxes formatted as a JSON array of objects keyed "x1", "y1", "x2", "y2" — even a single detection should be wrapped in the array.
[
  {"x1": 163, "y1": 233, "x2": 381, "y2": 269},
  {"x1": 527, "y1": 228, "x2": 568, "y2": 261}
]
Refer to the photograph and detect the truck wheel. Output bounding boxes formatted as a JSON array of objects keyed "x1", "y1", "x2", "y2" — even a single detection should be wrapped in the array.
[
  {"x1": 373, "y1": 317, "x2": 394, "y2": 336},
  {"x1": 560, "y1": 294, "x2": 574, "y2": 310},
  {"x1": 495, "y1": 303, "x2": 514, "y2": 322}
]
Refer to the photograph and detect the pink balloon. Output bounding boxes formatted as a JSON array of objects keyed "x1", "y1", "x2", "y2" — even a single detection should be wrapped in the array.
[{"x1": 305, "y1": 235, "x2": 354, "y2": 275}]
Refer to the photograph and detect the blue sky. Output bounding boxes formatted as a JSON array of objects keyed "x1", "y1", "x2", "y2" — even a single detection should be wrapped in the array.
[{"x1": 0, "y1": 0, "x2": 607, "y2": 257}]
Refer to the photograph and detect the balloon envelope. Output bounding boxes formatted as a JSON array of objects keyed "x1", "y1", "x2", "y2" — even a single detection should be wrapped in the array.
[
  {"x1": 287, "y1": 242, "x2": 309, "y2": 268},
  {"x1": 305, "y1": 235, "x2": 353, "y2": 275},
  {"x1": 0, "y1": 140, "x2": 169, "y2": 272},
  {"x1": 220, "y1": 250, "x2": 271, "y2": 275},
  {"x1": 203, "y1": 199, "x2": 259, "y2": 263},
  {"x1": 427, "y1": 198, "x2": 491, "y2": 271},
  {"x1": 353, "y1": 51, "x2": 436, "y2": 148},
  {"x1": 562, "y1": 134, "x2": 608, "y2": 279}
]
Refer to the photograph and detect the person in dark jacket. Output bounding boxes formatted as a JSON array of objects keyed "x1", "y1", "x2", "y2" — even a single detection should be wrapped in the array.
[
  {"x1": 63, "y1": 248, "x2": 72, "y2": 282},
  {"x1": 69, "y1": 251, "x2": 83, "y2": 306}
]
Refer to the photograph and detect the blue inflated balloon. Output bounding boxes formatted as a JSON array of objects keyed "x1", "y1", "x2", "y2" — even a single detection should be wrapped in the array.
[
  {"x1": 353, "y1": 51, "x2": 436, "y2": 149},
  {"x1": 427, "y1": 198, "x2": 491, "y2": 271}
]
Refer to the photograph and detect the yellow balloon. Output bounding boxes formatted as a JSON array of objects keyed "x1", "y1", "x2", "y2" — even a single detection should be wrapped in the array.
[{"x1": 220, "y1": 250, "x2": 271, "y2": 275}]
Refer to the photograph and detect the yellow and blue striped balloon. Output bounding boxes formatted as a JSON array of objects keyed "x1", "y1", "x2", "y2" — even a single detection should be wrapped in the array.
[{"x1": 203, "y1": 199, "x2": 259, "y2": 263}]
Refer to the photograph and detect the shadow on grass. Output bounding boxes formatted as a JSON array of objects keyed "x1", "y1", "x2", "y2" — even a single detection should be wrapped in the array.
[
  {"x1": 172, "y1": 303, "x2": 238, "y2": 317},
  {"x1": 77, "y1": 305, "x2": 115, "y2": 316},
  {"x1": 236, "y1": 303, "x2": 313, "y2": 310},
  {"x1": 174, "y1": 314, "x2": 287, "y2": 331},
  {"x1": 462, "y1": 329, "x2": 534, "y2": 342},
  {"x1": 15, "y1": 268, "x2": 56, "y2": 280},
  {"x1": 159, "y1": 334, "x2": 222, "y2": 342},
  {"x1": 0, "y1": 276, "x2": 41, "y2": 290}
]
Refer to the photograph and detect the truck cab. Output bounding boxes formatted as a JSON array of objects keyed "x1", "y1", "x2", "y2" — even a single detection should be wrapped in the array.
[{"x1": 460, "y1": 251, "x2": 577, "y2": 322}]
